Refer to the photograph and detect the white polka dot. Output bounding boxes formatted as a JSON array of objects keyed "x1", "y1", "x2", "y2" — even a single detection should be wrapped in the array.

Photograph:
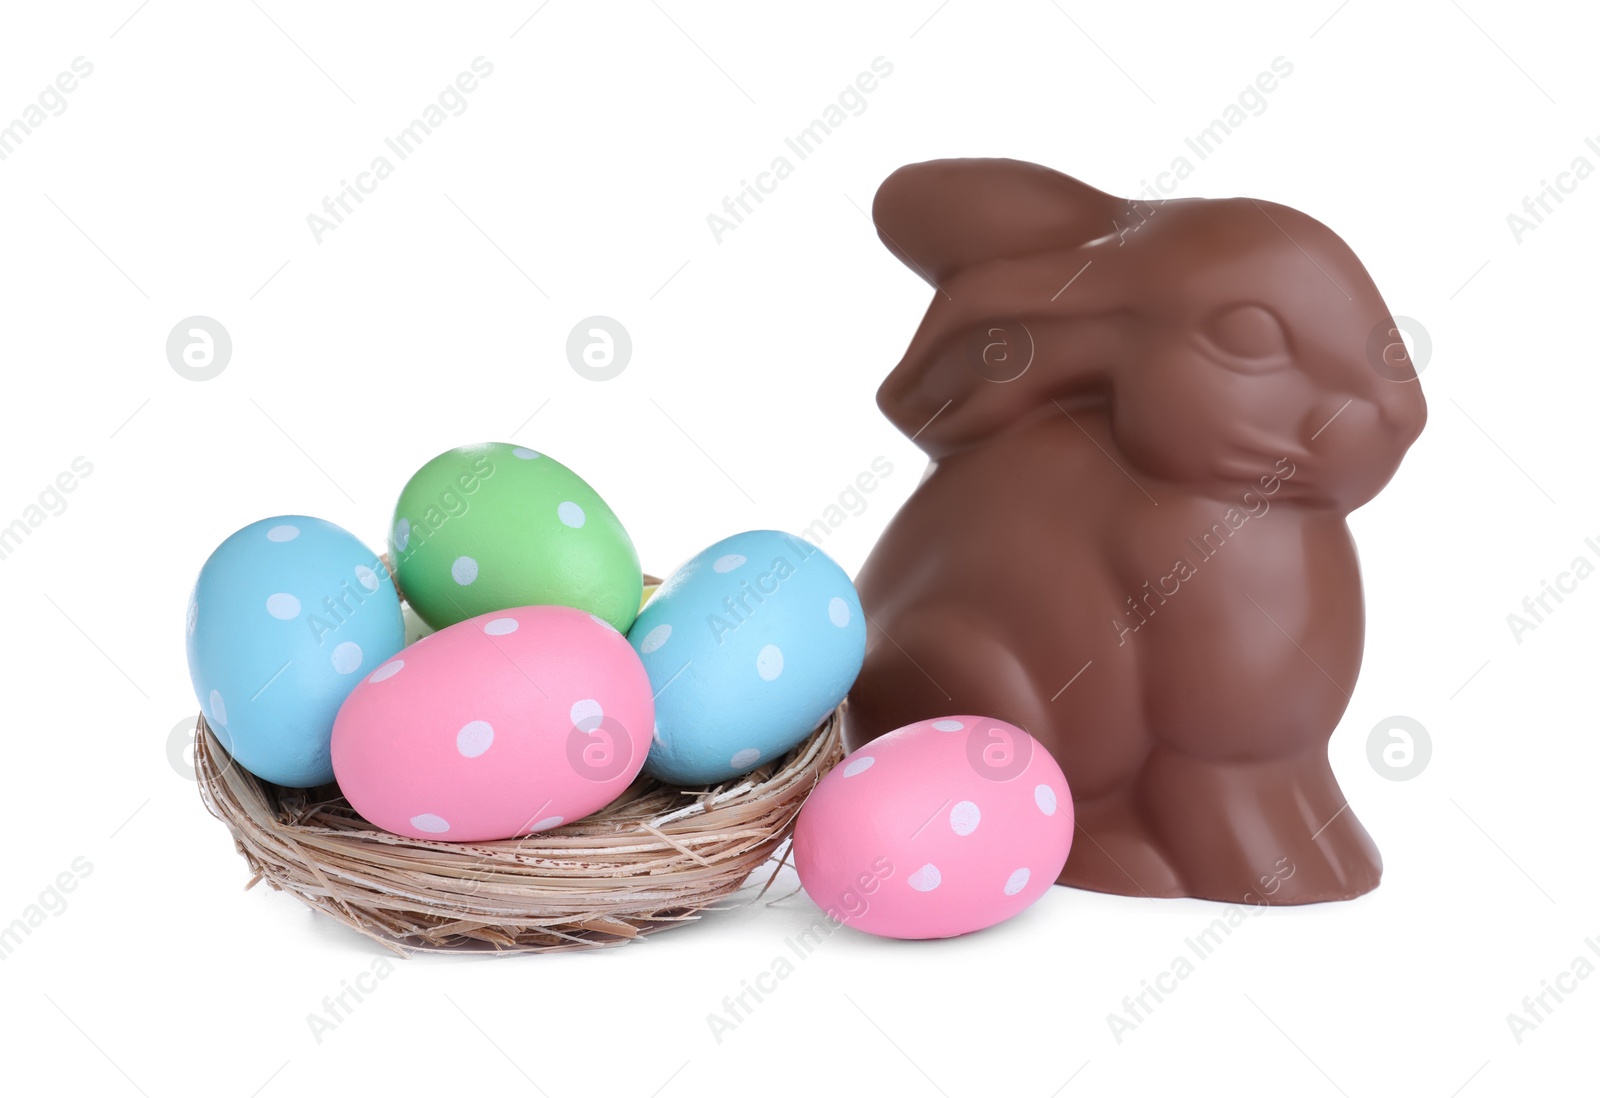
[
  {"x1": 842, "y1": 756, "x2": 874, "y2": 778},
  {"x1": 369, "y1": 660, "x2": 404, "y2": 683},
  {"x1": 332, "y1": 642, "x2": 363, "y2": 674},
  {"x1": 908, "y1": 864, "x2": 942, "y2": 892},
  {"x1": 410, "y1": 814, "x2": 450, "y2": 834},
  {"x1": 483, "y1": 617, "x2": 518, "y2": 636},
  {"x1": 558, "y1": 502, "x2": 586, "y2": 528},
  {"x1": 452, "y1": 556, "x2": 478, "y2": 585},
  {"x1": 355, "y1": 565, "x2": 380, "y2": 592},
  {"x1": 932, "y1": 719, "x2": 965, "y2": 732},
  {"x1": 640, "y1": 624, "x2": 672, "y2": 653},
  {"x1": 457, "y1": 720, "x2": 494, "y2": 758},
  {"x1": 1035, "y1": 784, "x2": 1058, "y2": 816},
  {"x1": 652, "y1": 721, "x2": 663, "y2": 746},
  {"x1": 713, "y1": 554, "x2": 746, "y2": 573},
  {"x1": 512, "y1": 447, "x2": 540, "y2": 459},
  {"x1": 266, "y1": 593, "x2": 301, "y2": 620},
  {"x1": 533, "y1": 816, "x2": 564, "y2": 830},
  {"x1": 950, "y1": 801, "x2": 981, "y2": 836},
  {"x1": 570, "y1": 698, "x2": 603, "y2": 731},
  {"x1": 590, "y1": 614, "x2": 616, "y2": 631},
  {"x1": 394, "y1": 518, "x2": 410, "y2": 552},
  {"x1": 756, "y1": 645, "x2": 784, "y2": 681},
  {"x1": 208, "y1": 689, "x2": 227, "y2": 727},
  {"x1": 1004, "y1": 868, "x2": 1031, "y2": 896},
  {"x1": 186, "y1": 597, "x2": 198, "y2": 636},
  {"x1": 828, "y1": 597, "x2": 851, "y2": 627},
  {"x1": 730, "y1": 747, "x2": 761, "y2": 769},
  {"x1": 266, "y1": 524, "x2": 300, "y2": 542}
]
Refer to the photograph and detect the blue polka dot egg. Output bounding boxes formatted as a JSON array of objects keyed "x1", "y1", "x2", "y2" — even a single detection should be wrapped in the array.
[
  {"x1": 186, "y1": 516, "x2": 404, "y2": 787},
  {"x1": 628, "y1": 530, "x2": 865, "y2": 785}
]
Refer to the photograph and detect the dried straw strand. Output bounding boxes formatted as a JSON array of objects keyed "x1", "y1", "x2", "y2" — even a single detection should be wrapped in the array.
[{"x1": 194, "y1": 707, "x2": 842, "y2": 954}]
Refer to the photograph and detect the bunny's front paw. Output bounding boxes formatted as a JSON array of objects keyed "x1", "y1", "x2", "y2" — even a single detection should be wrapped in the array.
[
  {"x1": 1138, "y1": 747, "x2": 1381, "y2": 904},
  {"x1": 1060, "y1": 794, "x2": 1185, "y2": 898}
]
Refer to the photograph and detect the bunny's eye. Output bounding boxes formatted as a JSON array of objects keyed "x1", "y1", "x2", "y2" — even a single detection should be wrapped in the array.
[{"x1": 1197, "y1": 303, "x2": 1291, "y2": 374}]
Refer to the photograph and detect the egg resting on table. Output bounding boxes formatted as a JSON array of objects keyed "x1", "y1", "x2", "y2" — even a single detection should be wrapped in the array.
[{"x1": 794, "y1": 716, "x2": 1074, "y2": 939}]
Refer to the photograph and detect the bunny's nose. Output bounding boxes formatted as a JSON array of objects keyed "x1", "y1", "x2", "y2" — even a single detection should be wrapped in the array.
[
  {"x1": 1378, "y1": 382, "x2": 1427, "y2": 445},
  {"x1": 1304, "y1": 386, "x2": 1424, "y2": 457}
]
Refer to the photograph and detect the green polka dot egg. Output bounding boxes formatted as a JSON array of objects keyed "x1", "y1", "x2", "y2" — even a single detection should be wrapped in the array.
[{"x1": 389, "y1": 442, "x2": 642, "y2": 632}]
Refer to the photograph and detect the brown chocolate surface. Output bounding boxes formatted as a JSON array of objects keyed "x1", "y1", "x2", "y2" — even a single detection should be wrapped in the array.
[{"x1": 845, "y1": 158, "x2": 1425, "y2": 904}]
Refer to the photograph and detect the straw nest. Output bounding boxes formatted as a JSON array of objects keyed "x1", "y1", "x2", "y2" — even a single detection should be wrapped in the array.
[{"x1": 194, "y1": 707, "x2": 843, "y2": 954}]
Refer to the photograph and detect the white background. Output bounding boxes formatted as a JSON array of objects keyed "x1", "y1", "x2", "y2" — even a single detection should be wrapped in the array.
[{"x1": 0, "y1": 1, "x2": 1594, "y2": 1095}]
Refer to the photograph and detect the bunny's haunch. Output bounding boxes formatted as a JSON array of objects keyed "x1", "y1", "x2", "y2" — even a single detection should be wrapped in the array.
[{"x1": 845, "y1": 159, "x2": 1426, "y2": 906}]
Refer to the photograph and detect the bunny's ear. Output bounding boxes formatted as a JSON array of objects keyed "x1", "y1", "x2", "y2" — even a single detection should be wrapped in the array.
[{"x1": 872, "y1": 158, "x2": 1123, "y2": 287}]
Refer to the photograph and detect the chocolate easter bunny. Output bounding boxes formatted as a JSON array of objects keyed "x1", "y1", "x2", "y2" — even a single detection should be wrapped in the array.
[{"x1": 845, "y1": 159, "x2": 1425, "y2": 904}]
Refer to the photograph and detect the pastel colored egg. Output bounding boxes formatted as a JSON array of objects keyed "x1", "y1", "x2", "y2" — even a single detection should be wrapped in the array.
[
  {"x1": 331, "y1": 604, "x2": 654, "y2": 842},
  {"x1": 793, "y1": 716, "x2": 1074, "y2": 939},
  {"x1": 389, "y1": 442, "x2": 642, "y2": 632},
  {"x1": 186, "y1": 516, "x2": 404, "y2": 787},
  {"x1": 627, "y1": 530, "x2": 865, "y2": 786},
  {"x1": 640, "y1": 583, "x2": 659, "y2": 610}
]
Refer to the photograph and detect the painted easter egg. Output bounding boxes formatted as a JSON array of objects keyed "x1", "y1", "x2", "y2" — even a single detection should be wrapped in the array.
[
  {"x1": 389, "y1": 442, "x2": 642, "y2": 632},
  {"x1": 792, "y1": 716, "x2": 1074, "y2": 939},
  {"x1": 331, "y1": 604, "x2": 654, "y2": 842},
  {"x1": 186, "y1": 516, "x2": 404, "y2": 787},
  {"x1": 627, "y1": 530, "x2": 864, "y2": 785}
]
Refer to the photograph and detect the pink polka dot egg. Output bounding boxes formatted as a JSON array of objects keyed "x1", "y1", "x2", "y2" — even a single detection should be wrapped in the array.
[
  {"x1": 331, "y1": 604, "x2": 653, "y2": 842},
  {"x1": 793, "y1": 716, "x2": 1073, "y2": 939}
]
